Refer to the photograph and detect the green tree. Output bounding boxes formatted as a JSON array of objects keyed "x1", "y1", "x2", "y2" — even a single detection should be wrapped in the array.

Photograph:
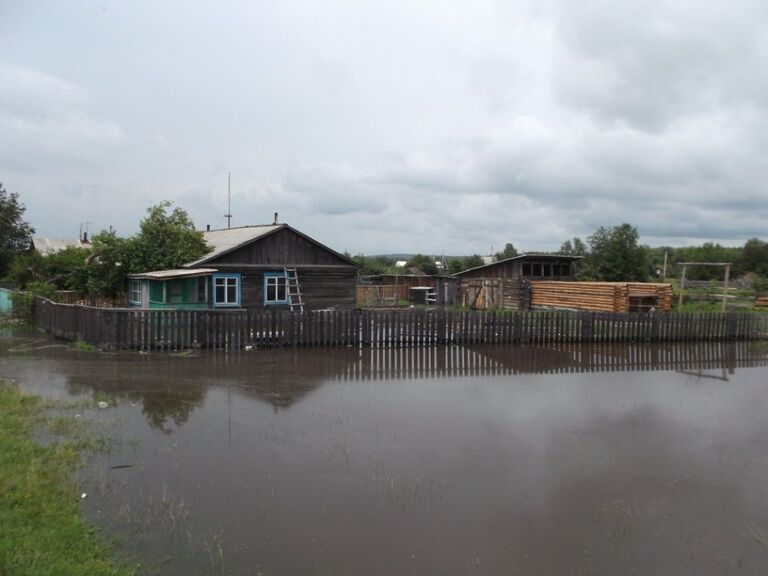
[
  {"x1": 739, "y1": 238, "x2": 768, "y2": 276},
  {"x1": 0, "y1": 184, "x2": 34, "y2": 279},
  {"x1": 462, "y1": 254, "x2": 484, "y2": 270},
  {"x1": 6, "y1": 247, "x2": 90, "y2": 291},
  {"x1": 560, "y1": 237, "x2": 588, "y2": 256},
  {"x1": 582, "y1": 224, "x2": 651, "y2": 282},
  {"x1": 353, "y1": 254, "x2": 397, "y2": 276},
  {"x1": 494, "y1": 243, "x2": 518, "y2": 261},
  {"x1": 132, "y1": 201, "x2": 210, "y2": 271},
  {"x1": 85, "y1": 231, "x2": 136, "y2": 298},
  {"x1": 406, "y1": 254, "x2": 438, "y2": 276},
  {"x1": 5, "y1": 251, "x2": 45, "y2": 288}
]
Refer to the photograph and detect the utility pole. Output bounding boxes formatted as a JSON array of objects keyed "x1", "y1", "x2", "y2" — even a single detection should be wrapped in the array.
[{"x1": 224, "y1": 172, "x2": 232, "y2": 229}]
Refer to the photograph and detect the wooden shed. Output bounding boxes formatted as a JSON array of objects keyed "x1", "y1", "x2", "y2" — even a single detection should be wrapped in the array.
[
  {"x1": 130, "y1": 223, "x2": 360, "y2": 311},
  {"x1": 363, "y1": 274, "x2": 459, "y2": 306},
  {"x1": 453, "y1": 253, "x2": 583, "y2": 310}
]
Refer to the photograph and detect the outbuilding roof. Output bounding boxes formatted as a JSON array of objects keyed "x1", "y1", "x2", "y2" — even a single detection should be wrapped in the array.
[{"x1": 452, "y1": 252, "x2": 584, "y2": 277}]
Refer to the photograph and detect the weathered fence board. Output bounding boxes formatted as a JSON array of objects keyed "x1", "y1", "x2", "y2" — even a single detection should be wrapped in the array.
[{"x1": 33, "y1": 297, "x2": 768, "y2": 352}]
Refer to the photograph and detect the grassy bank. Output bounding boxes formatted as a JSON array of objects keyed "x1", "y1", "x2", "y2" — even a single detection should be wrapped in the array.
[{"x1": 0, "y1": 384, "x2": 132, "y2": 576}]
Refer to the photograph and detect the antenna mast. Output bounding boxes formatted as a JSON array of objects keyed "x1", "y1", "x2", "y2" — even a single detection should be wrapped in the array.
[{"x1": 224, "y1": 172, "x2": 232, "y2": 229}]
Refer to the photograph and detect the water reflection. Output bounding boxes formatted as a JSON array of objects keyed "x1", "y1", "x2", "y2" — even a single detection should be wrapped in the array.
[
  {"x1": 1, "y1": 339, "x2": 766, "y2": 434},
  {"x1": 2, "y1": 335, "x2": 768, "y2": 575}
]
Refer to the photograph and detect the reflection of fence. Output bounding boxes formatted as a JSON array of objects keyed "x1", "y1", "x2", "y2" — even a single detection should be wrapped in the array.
[
  {"x1": 333, "y1": 341, "x2": 768, "y2": 381},
  {"x1": 35, "y1": 297, "x2": 768, "y2": 351},
  {"x1": 356, "y1": 285, "x2": 409, "y2": 307}
]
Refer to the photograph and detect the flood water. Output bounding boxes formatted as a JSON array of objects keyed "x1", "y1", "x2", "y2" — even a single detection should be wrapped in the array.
[{"x1": 2, "y1": 330, "x2": 768, "y2": 575}]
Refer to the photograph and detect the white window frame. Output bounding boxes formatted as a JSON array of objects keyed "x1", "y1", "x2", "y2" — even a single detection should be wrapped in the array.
[
  {"x1": 264, "y1": 272, "x2": 289, "y2": 305},
  {"x1": 212, "y1": 273, "x2": 241, "y2": 308},
  {"x1": 128, "y1": 279, "x2": 143, "y2": 305}
]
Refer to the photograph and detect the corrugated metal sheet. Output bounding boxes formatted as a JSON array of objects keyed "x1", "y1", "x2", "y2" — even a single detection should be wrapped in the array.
[
  {"x1": 186, "y1": 225, "x2": 283, "y2": 266},
  {"x1": 128, "y1": 268, "x2": 218, "y2": 280}
]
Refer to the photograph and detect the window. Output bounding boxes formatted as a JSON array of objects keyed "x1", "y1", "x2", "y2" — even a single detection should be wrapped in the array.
[
  {"x1": 128, "y1": 280, "x2": 143, "y2": 305},
  {"x1": 264, "y1": 272, "x2": 288, "y2": 305},
  {"x1": 196, "y1": 277, "x2": 208, "y2": 303},
  {"x1": 522, "y1": 263, "x2": 531, "y2": 276},
  {"x1": 213, "y1": 274, "x2": 240, "y2": 307},
  {"x1": 167, "y1": 279, "x2": 184, "y2": 303}
]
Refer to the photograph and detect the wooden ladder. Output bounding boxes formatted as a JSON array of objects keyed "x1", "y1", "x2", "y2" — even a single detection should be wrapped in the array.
[{"x1": 284, "y1": 267, "x2": 305, "y2": 312}]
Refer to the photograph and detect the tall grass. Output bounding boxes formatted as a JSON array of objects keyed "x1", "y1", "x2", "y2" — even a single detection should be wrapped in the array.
[{"x1": 0, "y1": 384, "x2": 134, "y2": 576}]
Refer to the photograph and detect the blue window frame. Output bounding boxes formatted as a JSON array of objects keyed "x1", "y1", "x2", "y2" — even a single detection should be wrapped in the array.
[
  {"x1": 264, "y1": 272, "x2": 288, "y2": 305},
  {"x1": 212, "y1": 273, "x2": 241, "y2": 308}
]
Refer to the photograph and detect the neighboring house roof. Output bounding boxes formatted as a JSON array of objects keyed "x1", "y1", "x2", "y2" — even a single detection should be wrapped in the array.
[
  {"x1": 453, "y1": 253, "x2": 584, "y2": 277},
  {"x1": 32, "y1": 237, "x2": 91, "y2": 256},
  {"x1": 128, "y1": 268, "x2": 218, "y2": 280},
  {"x1": 186, "y1": 223, "x2": 360, "y2": 267}
]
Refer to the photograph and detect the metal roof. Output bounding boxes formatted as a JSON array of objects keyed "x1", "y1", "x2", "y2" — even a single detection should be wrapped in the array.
[
  {"x1": 185, "y1": 223, "x2": 360, "y2": 267},
  {"x1": 32, "y1": 237, "x2": 91, "y2": 256},
  {"x1": 128, "y1": 268, "x2": 218, "y2": 280},
  {"x1": 453, "y1": 252, "x2": 584, "y2": 277},
  {"x1": 185, "y1": 225, "x2": 284, "y2": 266}
]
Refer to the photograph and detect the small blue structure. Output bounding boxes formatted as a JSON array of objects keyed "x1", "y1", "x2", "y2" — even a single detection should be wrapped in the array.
[{"x1": 0, "y1": 288, "x2": 13, "y2": 315}]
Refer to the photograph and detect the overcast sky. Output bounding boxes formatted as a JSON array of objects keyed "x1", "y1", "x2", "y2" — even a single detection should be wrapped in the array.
[{"x1": 1, "y1": 0, "x2": 766, "y2": 255}]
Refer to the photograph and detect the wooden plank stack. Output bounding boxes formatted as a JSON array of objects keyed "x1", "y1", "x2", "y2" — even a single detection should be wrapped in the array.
[
  {"x1": 530, "y1": 281, "x2": 673, "y2": 312},
  {"x1": 756, "y1": 296, "x2": 768, "y2": 307}
]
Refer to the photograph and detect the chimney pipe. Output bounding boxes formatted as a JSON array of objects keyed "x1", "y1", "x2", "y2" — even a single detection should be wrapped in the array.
[
  {"x1": 273, "y1": 212, "x2": 278, "y2": 225},
  {"x1": 206, "y1": 224, "x2": 211, "y2": 232}
]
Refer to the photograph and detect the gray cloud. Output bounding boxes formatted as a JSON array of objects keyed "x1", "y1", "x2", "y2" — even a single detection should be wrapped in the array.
[{"x1": 1, "y1": 0, "x2": 766, "y2": 252}]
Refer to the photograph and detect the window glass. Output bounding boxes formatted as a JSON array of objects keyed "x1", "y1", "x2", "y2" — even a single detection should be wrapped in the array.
[
  {"x1": 168, "y1": 280, "x2": 184, "y2": 303},
  {"x1": 128, "y1": 280, "x2": 142, "y2": 304},
  {"x1": 213, "y1": 275, "x2": 239, "y2": 306},
  {"x1": 196, "y1": 277, "x2": 207, "y2": 303},
  {"x1": 522, "y1": 263, "x2": 531, "y2": 275},
  {"x1": 265, "y1": 274, "x2": 288, "y2": 304}
]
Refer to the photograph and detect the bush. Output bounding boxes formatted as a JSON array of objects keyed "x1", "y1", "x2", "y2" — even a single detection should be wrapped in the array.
[
  {"x1": 10, "y1": 281, "x2": 56, "y2": 322},
  {"x1": 752, "y1": 275, "x2": 768, "y2": 296}
]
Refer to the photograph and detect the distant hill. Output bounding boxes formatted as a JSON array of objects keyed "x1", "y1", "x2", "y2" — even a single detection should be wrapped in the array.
[{"x1": 365, "y1": 254, "x2": 465, "y2": 260}]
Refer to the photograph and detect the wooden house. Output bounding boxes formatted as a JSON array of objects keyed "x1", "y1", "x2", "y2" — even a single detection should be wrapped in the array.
[
  {"x1": 128, "y1": 223, "x2": 360, "y2": 310},
  {"x1": 453, "y1": 253, "x2": 582, "y2": 310}
]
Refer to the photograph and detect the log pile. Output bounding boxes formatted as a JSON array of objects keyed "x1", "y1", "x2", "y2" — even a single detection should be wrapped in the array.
[
  {"x1": 530, "y1": 281, "x2": 673, "y2": 312},
  {"x1": 756, "y1": 296, "x2": 768, "y2": 307}
]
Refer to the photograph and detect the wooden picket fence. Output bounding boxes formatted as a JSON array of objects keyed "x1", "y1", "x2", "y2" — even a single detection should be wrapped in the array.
[{"x1": 34, "y1": 297, "x2": 768, "y2": 352}]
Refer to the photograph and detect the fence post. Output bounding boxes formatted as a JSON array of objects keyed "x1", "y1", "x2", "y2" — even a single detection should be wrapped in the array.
[
  {"x1": 580, "y1": 311, "x2": 593, "y2": 342},
  {"x1": 726, "y1": 313, "x2": 737, "y2": 340}
]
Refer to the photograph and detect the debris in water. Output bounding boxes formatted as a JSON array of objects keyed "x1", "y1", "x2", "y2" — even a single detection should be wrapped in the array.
[
  {"x1": 97, "y1": 401, "x2": 109, "y2": 409},
  {"x1": 80, "y1": 492, "x2": 87, "y2": 499}
]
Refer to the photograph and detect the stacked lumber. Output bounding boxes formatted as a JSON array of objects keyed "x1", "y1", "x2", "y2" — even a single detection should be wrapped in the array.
[
  {"x1": 626, "y1": 283, "x2": 673, "y2": 310},
  {"x1": 530, "y1": 281, "x2": 672, "y2": 312},
  {"x1": 756, "y1": 296, "x2": 768, "y2": 307}
]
